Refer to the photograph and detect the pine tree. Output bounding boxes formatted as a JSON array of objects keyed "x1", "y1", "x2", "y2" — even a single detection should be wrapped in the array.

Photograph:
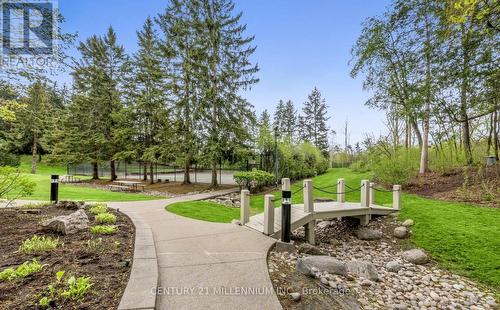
[
  {"x1": 299, "y1": 87, "x2": 330, "y2": 155},
  {"x1": 274, "y1": 99, "x2": 296, "y2": 141},
  {"x1": 256, "y1": 110, "x2": 274, "y2": 172},
  {"x1": 57, "y1": 27, "x2": 128, "y2": 180},
  {"x1": 196, "y1": 0, "x2": 259, "y2": 187},
  {"x1": 125, "y1": 17, "x2": 169, "y2": 184}
]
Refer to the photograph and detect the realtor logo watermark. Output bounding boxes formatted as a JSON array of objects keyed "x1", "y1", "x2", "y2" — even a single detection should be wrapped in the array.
[{"x1": 0, "y1": 0, "x2": 58, "y2": 70}]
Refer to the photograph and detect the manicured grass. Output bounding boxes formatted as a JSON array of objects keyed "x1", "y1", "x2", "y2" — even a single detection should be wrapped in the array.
[
  {"x1": 167, "y1": 201, "x2": 240, "y2": 223},
  {"x1": 166, "y1": 168, "x2": 500, "y2": 292},
  {"x1": 11, "y1": 156, "x2": 156, "y2": 202}
]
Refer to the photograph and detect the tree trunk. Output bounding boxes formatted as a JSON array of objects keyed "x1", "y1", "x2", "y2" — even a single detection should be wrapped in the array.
[
  {"x1": 183, "y1": 156, "x2": 191, "y2": 185},
  {"x1": 419, "y1": 116, "x2": 430, "y2": 174},
  {"x1": 31, "y1": 133, "x2": 37, "y2": 174},
  {"x1": 459, "y1": 24, "x2": 473, "y2": 165},
  {"x1": 411, "y1": 118, "x2": 423, "y2": 150},
  {"x1": 110, "y1": 160, "x2": 117, "y2": 181},
  {"x1": 92, "y1": 162, "x2": 99, "y2": 180},
  {"x1": 210, "y1": 158, "x2": 218, "y2": 188},
  {"x1": 143, "y1": 162, "x2": 147, "y2": 181},
  {"x1": 149, "y1": 162, "x2": 154, "y2": 184},
  {"x1": 493, "y1": 110, "x2": 499, "y2": 160}
]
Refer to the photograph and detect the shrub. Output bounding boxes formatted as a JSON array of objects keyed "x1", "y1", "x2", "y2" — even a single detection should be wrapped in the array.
[
  {"x1": 0, "y1": 166, "x2": 36, "y2": 204},
  {"x1": 89, "y1": 204, "x2": 108, "y2": 215},
  {"x1": 19, "y1": 235, "x2": 59, "y2": 254},
  {"x1": 19, "y1": 202, "x2": 51, "y2": 209},
  {"x1": 86, "y1": 238, "x2": 103, "y2": 252},
  {"x1": 234, "y1": 169, "x2": 274, "y2": 192},
  {"x1": 0, "y1": 259, "x2": 43, "y2": 282},
  {"x1": 95, "y1": 212, "x2": 116, "y2": 224},
  {"x1": 90, "y1": 225, "x2": 117, "y2": 234}
]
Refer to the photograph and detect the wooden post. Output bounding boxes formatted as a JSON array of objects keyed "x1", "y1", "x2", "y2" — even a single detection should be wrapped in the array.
[
  {"x1": 393, "y1": 185, "x2": 401, "y2": 210},
  {"x1": 303, "y1": 179, "x2": 313, "y2": 213},
  {"x1": 264, "y1": 194, "x2": 275, "y2": 235},
  {"x1": 240, "y1": 189, "x2": 250, "y2": 224},
  {"x1": 337, "y1": 178, "x2": 345, "y2": 203},
  {"x1": 369, "y1": 182, "x2": 375, "y2": 206},
  {"x1": 281, "y1": 178, "x2": 290, "y2": 191},
  {"x1": 360, "y1": 179, "x2": 369, "y2": 208}
]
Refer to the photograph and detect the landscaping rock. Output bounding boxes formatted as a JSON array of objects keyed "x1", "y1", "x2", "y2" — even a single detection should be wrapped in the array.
[
  {"x1": 402, "y1": 249, "x2": 429, "y2": 265},
  {"x1": 275, "y1": 240, "x2": 295, "y2": 253},
  {"x1": 393, "y1": 226, "x2": 409, "y2": 239},
  {"x1": 385, "y1": 260, "x2": 402, "y2": 273},
  {"x1": 55, "y1": 200, "x2": 85, "y2": 210},
  {"x1": 346, "y1": 260, "x2": 379, "y2": 281},
  {"x1": 402, "y1": 219, "x2": 414, "y2": 227},
  {"x1": 297, "y1": 243, "x2": 324, "y2": 255},
  {"x1": 289, "y1": 292, "x2": 301, "y2": 302},
  {"x1": 296, "y1": 256, "x2": 346, "y2": 277},
  {"x1": 316, "y1": 220, "x2": 332, "y2": 230},
  {"x1": 356, "y1": 228, "x2": 382, "y2": 240},
  {"x1": 42, "y1": 209, "x2": 89, "y2": 234}
]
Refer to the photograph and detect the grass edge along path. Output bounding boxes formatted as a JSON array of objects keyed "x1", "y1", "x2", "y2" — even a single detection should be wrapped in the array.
[{"x1": 165, "y1": 168, "x2": 500, "y2": 293}]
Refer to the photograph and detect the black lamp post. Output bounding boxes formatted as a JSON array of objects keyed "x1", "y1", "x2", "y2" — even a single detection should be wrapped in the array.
[
  {"x1": 281, "y1": 189, "x2": 292, "y2": 242},
  {"x1": 50, "y1": 175, "x2": 59, "y2": 203}
]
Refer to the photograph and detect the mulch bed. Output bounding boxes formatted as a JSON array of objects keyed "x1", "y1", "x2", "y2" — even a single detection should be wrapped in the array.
[
  {"x1": 405, "y1": 165, "x2": 500, "y2": 208},
  {"x1": 0, "y1": 205, "x2": 134, "y2": 309}
]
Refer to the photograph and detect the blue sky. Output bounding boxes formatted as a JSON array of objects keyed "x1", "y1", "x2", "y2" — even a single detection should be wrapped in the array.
[{"x1": 58, "y1": 0, "x2": 392, "y2": 144}]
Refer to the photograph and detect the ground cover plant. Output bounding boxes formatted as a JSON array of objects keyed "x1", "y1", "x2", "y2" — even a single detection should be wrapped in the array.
[
  {"x1": 94, "y1": 212, "x2": 116, "y2": 224},
  {"x1": 90, "y1": 225, "x2": 117, "y2": 235},
  {"x1": 0, "y1": 259, "x2": 43, "y2": 282},
  {"x1": 19, "y1": 235, "x2": 59, "y2": 254}
]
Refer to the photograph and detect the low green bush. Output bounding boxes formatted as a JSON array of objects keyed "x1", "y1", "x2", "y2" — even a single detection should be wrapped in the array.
[
  {"x1": 19, "y1": 202, "x2": 52, "y2": 209},
  {"x1": 90, "y1": 225, "x2": 117, "y2": 234},
  {"x1": 234, "y1": 169, "x2": 274, "y2": 192},
  {"x1": 60, "y1": 275, "x2": 93, "y2": 300},
  {"x1": 19, "y1": 235, "x2": 59, "y2": 254},
  {"x1": 95, "y1": 212, "x2": 116, "y2": 224},
  {"x1": 0, "y1": 259, "x2": 43, "y2": 282},
  {"x1": 38, "y1": 270, "x2": 93, "y2": 308},
  {"x1": 89, "y1": 204, "x2": 108, "y2": 215}
]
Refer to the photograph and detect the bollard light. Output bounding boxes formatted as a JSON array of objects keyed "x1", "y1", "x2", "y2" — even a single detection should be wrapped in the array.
[
  {"x1": 50, "y1": 175, "x2": 59, "y2": 203},
  {"x1": 281, "y1": 190, "x2": 292, "y2": 243}
]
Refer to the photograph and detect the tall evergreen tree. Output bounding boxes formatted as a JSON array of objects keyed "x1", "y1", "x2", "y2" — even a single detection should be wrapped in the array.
[
  {"x1": 196, "y1": 0, "x2": 259, "y2": 187},
  {"x1": 125, "y1": 17, "x2": 169, "y2": 184},
  {"x1": 299, "y1": 87, "x2": 330, "y2": 155},
  {"x1": 256, "y1": 110, "x2": 274, "y2": 172},
  {"x1": 274, "y1": 99, "x2": 297, "y2": 141},
  {"x1": 56, "y1": 27, "x2": 128, "y2": 180}
]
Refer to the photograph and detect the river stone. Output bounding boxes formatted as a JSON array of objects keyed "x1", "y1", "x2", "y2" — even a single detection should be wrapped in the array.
[
  {"x1": 394, "y1": 226, "x2": 409, "y2": 239},
  {"x1": 296, "y1": 256, "x2": 347, "y2": 277},
  {"x1": 42, "y1": 209, "x2": 89, "y2": 234},
  {"x1": 402, "y1": 219, "x2": 414, "y2": 227},
  {"x1": 356, "y1": 228, "x2": 383, "y2": 240},
  {"x1": 386, "y1": 261, "x2": 402, "y2": 273},
  {"x1": 297, "y1": 243, "x2": 324, "y2": 255},
  {"x1": 402, "y1": 249, "x2": 429, "y2": 265},
  {"x1": 346, "y1": 260, "x2": 379, "y2": 281}
]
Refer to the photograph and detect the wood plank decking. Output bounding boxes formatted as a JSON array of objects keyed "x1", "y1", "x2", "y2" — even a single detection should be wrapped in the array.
[{"x1": 245, "y1": 202, "x2": 396, "y2": 238}]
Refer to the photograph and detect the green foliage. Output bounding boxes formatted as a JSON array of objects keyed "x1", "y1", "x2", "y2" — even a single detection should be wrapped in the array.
[
  {"x1": 19, "y1": 235, "x2": 59, "y2": 254},
  {"x1": 233, "y1": 169, "x2": 274, "y2": 192},
  {"x1": 89, "y1": 204, "x2": 108, "y2": 215},
  {"x1": 90, "y1": 225, "x2": 117, "y2": 234},
  {"x1": 86, "y1": 238, "x2": 103, "y2": 252},
  {"x1": 19, "y1": 202, "x2": 51, "y2": 209},
  {"x1": 39, "y1": 270, "x2": 93, "y2": 306},
  {"x1": 60, "y1": 276, "x2": 93, "y2": 300},
  {"x1": 95, "y1": 212, "x2": 116, "y2": 224},
  {"x1": 0, "y1": 259, "x2": 43, "y2": 281},
  {"x1": 0, "y1": 166, "x2": 36, "y2": 203},
  {"x1": 277, "y1": 141, "x2": 329, "y2": 181}
]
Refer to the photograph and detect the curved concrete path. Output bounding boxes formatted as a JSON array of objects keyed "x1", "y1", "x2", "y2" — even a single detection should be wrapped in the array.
[{"x1": 109, "y1": 189, "x2": 282, "y2": 310}]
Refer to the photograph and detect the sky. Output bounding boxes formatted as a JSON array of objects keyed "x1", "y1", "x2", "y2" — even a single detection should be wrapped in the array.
[{"x1": 58, "y1": 0, "x2": 392, "y2": 144}]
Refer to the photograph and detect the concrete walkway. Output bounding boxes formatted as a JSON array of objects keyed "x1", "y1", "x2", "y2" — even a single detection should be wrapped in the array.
[{"x1": 109, "y1": 189, "x2": 282, "y2": 310}]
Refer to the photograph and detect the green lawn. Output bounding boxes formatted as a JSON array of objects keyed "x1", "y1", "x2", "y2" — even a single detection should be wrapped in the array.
[
  {"x1": 12, "y1": 156, "x2": 156, "y2": 202},
  {"x1": 165, "y1": 168, "x2": 500, "y2": 292},
  {"x1": 167, "y1": 201, "x2": 240, "y2": 223}
]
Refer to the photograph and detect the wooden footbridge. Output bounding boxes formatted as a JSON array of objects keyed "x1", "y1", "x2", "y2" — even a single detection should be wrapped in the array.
[{"x1": 239, "y1": 178, "x2": 401, "y2": 244}]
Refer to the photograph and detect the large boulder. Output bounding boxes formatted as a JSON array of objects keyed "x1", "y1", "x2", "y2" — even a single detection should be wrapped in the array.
[
  {"x1": 356, "y1": 228, "x2": 383, "y2": 240},
  {"x1": 42, "y1": 209, "x2": 89, "y2": 235},
  {"x1": 402, "y1": 249, "x2": 429, "y2": 265},
  {"x1": 394, "y1": 226, "x2": 409, "y2": 239},
  {"x1": 346, "y1": 261, "x2": 379, "y2": 281},
  {"x1": 297, "y1": 243, "x2": 324, "y2": 255},
  {"x1": 296, "y1": 256, "x2": 347, "y2": 277}
]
